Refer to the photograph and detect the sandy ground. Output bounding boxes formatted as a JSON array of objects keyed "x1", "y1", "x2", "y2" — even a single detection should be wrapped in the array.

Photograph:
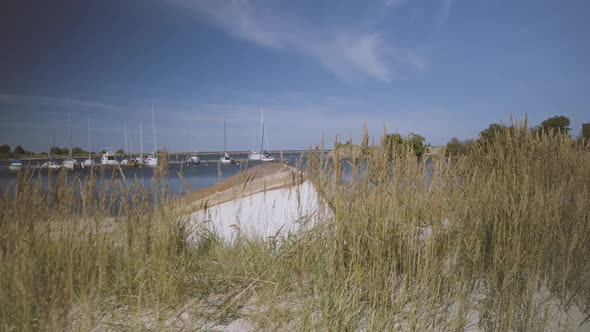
[{"x1": 183, "y1": 163, "x2": 321, "y2": 242}]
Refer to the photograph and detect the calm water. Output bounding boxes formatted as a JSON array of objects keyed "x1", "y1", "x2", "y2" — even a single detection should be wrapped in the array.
[{"x1": 0, "y1": 152, "x2": 308, "y2": 197}]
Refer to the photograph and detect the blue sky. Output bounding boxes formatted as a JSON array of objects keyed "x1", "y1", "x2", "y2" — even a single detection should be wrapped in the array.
[{"x1": 1, "y1": 0, "x2": 589, "y2": 152}]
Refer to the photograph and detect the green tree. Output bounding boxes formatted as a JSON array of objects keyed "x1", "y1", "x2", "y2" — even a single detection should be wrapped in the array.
[
  {"x1": 50, "y1": 147, "x2": 61, "y2": 155},
  {"x1": 385, "y1": 133, "x2": 403, "y2": 147},
  {"x1": 13, "y1": 145, "x2": 25, "y2": 155},
  {"x1": 71, "y1": 146, "x2": 84, "y2": 155},
  {"x1": 385, "y1": 132, "x2": 426, "y2": 158},
  {"x1": 116, "y1": 149, "x2": 125, "y2": 155},
  {"x1": 446, "y1": 137, "x2": 473, "y2": 156},
  {"x1": 0, "y1": 144, "x2": 11, "y2": 154},
  {"x1": 407, "y1": 133, "x2": 426, "y2": 157},
  {"x1": 539, "y1": 115, "x2": 570, "y2": 134},
  {"x1": 479, "y1": 123, "x2": 505, "y2": 143}
]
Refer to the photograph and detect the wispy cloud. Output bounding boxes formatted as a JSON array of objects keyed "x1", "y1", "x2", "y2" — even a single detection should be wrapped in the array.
[
  {"x1": 435, "y1": 0, "x2": 453, "y2": 30},
  {"x1": 0, "y1": 93, "x2": 129, "y2": 113},
  {"x1": 168, "y1": 0, "x2": 430, "y2": 82}
]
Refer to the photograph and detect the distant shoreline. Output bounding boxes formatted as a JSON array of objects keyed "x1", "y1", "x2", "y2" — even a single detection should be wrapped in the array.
[{"x1": 0, "y1": 150, "x2": 318, "y2": 161}]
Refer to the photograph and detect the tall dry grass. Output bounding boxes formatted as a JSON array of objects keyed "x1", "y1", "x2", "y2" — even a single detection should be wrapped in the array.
[
  {"x1": 0, "y1": 152, "x2": 196, "y2": 330},
  {"x1": 297, "y1": 122, "x2": 590, "y2": 330},
  {"x1": 1, "y1": 123, "x2": 589, "y2": 330}
]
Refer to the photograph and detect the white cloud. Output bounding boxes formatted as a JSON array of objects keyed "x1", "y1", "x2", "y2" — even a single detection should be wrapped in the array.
[
  {"x1": 168, "y1": 0, "x2": 426, "y2": 82},
  {"x1": 345, "y1": 34, "x2": 391, "y2": 82}
]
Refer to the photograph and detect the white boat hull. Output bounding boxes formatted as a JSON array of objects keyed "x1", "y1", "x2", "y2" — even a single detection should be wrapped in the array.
[
  {"x1": 62, "y1": 159, "x2": 79, "y2": 169},
  {"x1": 145, "y1": 157, "x2": 158, "y2": 166},
  {"x1": 250, "y1": 151, "x2": 274, "y2": 162},
  {"x1": 186, "y1": 156, "x2": 200, "y2": 166}
]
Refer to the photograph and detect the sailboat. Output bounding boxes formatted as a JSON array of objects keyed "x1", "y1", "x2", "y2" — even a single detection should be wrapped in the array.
[
  {"x1": 220, "y1": 120, "x2": 233, "y2": 164},
  {"x1": 83, "y1": 118, "x2": 95, "y2": 167},
  {"x1": 134, "y1": 122, "x2": 145, "y2": 165},
  {"x1": 186, "y1": 120, "x2": 200, "y2": 166},
  {"x1": 127, "y1": 127, "x2": 138, "y2": 167},
  {"x1": 249, "y1": 109, "x2": 274, "y2": 162},
  {"x1": 62, "y1": 113, "x2": 79, "y2": 169},
  {"x1": 42, "y1": 133, "x2": 61, "y2": 169},
  {"x1": 120, "y1": 123, "x2": 131, "y2": 166},
  {"x1": 145, "y1": 105, "x2": 158, "y2": 166}
]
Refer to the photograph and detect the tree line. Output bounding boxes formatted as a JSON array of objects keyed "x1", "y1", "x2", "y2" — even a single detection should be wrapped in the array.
[
  {"x1": 334, "y1": 132, "x2": 428, "y2": 158},
  {"x1": 335, "y1": 115, "x2": 583, "y2": 159},
  {"x1": 0, "y1": 145, "x2": 128, "y2": 158},
  {"x1": 445, "y1": 115, "x2": 584, "y2": 156}
]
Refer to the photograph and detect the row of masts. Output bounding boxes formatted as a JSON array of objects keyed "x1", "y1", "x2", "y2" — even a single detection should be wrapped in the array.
[
  {"x1": 52, "y1": 107, "x2": 157, "y2": 162},
  {"x1": 55, "y1": 108, "x2": 272, "y2": 162}
]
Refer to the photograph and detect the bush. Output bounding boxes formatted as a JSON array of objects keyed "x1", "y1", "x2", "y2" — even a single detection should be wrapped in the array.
[
  {"x1": 71, "y1": 146, "x2": 85, "y2": 155},
  {"x1": 13, "y1": 145, "x2": 25, "y2": 155},
  {"x1": 0, "y1": 144, "x2": 11, "y2": 154},
  {"x1": 445, "y1": 137, "x2": 472, "y2": 156}
]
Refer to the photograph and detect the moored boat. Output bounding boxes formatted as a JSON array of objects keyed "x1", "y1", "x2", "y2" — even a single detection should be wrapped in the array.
[
  {"x1": 42, "y1": 160, "x2": 61, "y2": 169},
  {"x1": 186, "y1": 155, "x2": 200, "y2": 166},
  {"x1": 101, "y1": 149, "x2": 119, "y2": 165},
  {"x1": 145, "y1": 153, "x2": 158, "y2": 166},
  {"x1": 220, "y1": 120, "x2": 234, "y2": 164},
  {"x1": 249, "y1": 109, "x2": 274, "y2": 162},
  {"x1": 62, "y1": 158, "x2": 79, "y2": 170},
  {"x1": 9, "y1": 160, "x2": 23, "y2": 172}
]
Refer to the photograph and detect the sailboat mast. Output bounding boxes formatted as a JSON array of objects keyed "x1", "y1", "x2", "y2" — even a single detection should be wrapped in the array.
[
  {"x1": 260, "y1": 109, "x2": 264, "y2": 153},
  {"x1": 224, "y1": 120, "x2": 227, "y2": 153},
  {"x1": 124, "y1": 123, "x2": 128, "y2": 156},
  {"x1": 87, "y1": 118, "x2": 91, "y2": 160},
  {"x1": 140, "y1": 122, "x2": 144, "y2": 159},
  {"x1": 68, "y1": 112, "x2": 72, "y2": 158},
  {"x1": 189, "y1": 120, "x2": 192, "y2": 153},
  {"x1": 152, "y1": 104, "x2": 157, "y2": 157},
  {"x1": 52, "y1": 132, "x2": 56, "y2": 160},
  {"x1": 130, "y1": 128, "x2": 134, "y2": 157}
]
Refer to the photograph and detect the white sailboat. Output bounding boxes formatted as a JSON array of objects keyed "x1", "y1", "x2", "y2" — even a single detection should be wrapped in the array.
[
  {"x1": 120, "y1": 123, "x2": 131, "y2": 166},
  {"x1": 186, "y1": 120, "x2": 200, "y2": 166},
  {"x1": 145, "y1": 105, "x2": 158, "y2": 167},
  {"x1": 127, "y1": 127, "x2": 139, "y2": 167},
  {"x1": 62, "y1": 113, "x2": 79, "y2": 169},
  {"x1": 220, "y1": 120, "x2": 233, "y2": 164},
  {"x1": 249, "y1": 109, "x2": 274, "y2": 162},
  {"x1": 83, "y1": 118, "x2": 95, "y2": 167},
  {"x1": 134, "y1": 122, "x2": 145, "y2": 165},
  {"x1": 42, "y1": 133, "x2": 61, "y2": 169}
]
